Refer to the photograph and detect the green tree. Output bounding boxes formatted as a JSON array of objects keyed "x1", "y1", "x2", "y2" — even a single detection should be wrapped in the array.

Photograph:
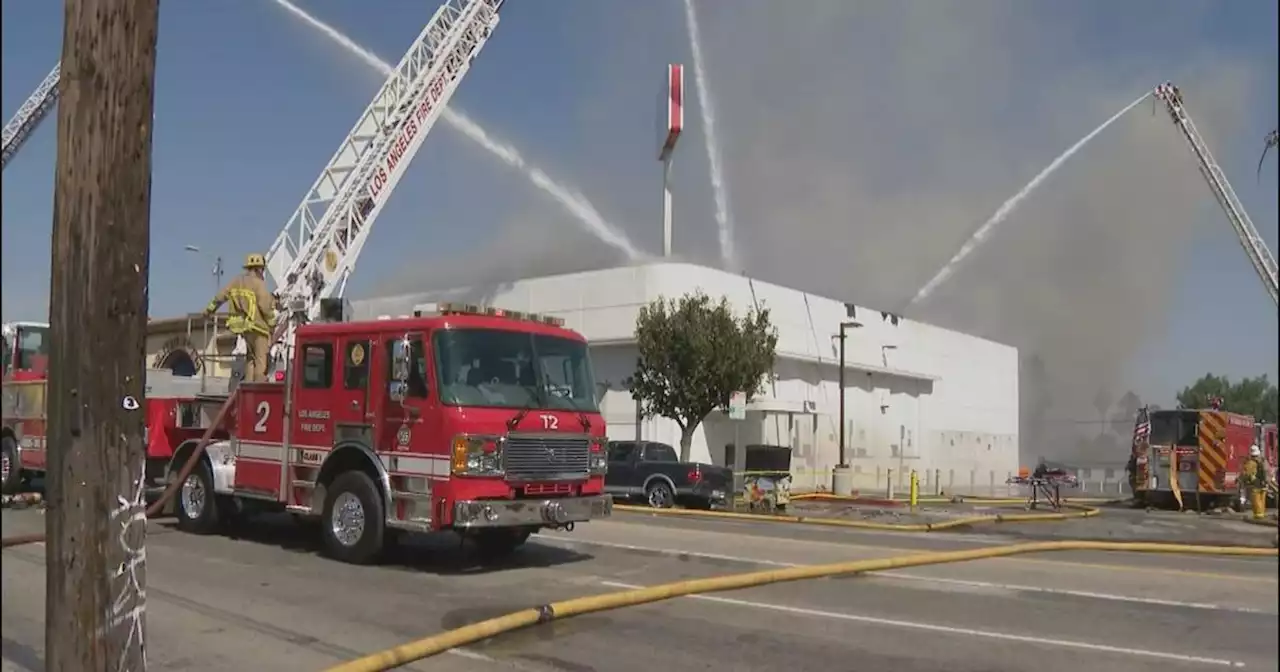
[
  {"x1": 1176, "y1": 373, "x2": 1279, "y2": 422},
  {"x1": 627, "y1": 291, "x2": 778, "y2": 460}
]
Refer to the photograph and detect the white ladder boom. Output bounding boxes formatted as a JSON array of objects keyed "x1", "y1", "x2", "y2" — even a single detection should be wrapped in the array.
[
  {"x1": 266, "y1": 0, "x2": 503, "y2": 345},
  {"x1": 2, "y1": 63, "x2": 61, "y2": 170},
  {"x1": 1155, "y1": 84, "x2": 1279, "y2": 306}
]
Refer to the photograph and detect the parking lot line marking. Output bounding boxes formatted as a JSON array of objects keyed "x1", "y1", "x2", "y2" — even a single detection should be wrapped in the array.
[
  {"x1": 598, "y1": 580, "x2": 1247, "y2": 668},
  {"x1": 538, "y1": 536, "x2": 1274, "y2": 612}
]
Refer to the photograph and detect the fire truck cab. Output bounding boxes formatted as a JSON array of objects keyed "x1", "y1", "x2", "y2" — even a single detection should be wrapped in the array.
[
  {"x1": 1, "y1": 321, "x2": 50, "y2": 381},
  {"x1": 169, "y1": 302, "x2": 612, "y2": 564}
]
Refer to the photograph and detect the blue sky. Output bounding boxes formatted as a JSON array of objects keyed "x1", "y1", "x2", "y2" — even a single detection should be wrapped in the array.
[{"x1": 2, "y1": 0, "x2": 1277, "y2": 412}]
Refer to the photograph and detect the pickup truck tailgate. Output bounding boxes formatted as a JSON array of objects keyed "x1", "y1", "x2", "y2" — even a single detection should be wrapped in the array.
[{"x1": 697, "y1": 464, "x2": 734, "y2": 491}]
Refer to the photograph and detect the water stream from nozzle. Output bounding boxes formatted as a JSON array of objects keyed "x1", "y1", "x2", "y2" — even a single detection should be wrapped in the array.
[
  {"x1": 908, "y1": 91, "x2": 1152, "y2": 308},
  {"x1": 682, "y1": 0, "x2": 738, "y2": 270},
  {"x1": 271, "y1": 0, "x2": 643, "y2": 261}
]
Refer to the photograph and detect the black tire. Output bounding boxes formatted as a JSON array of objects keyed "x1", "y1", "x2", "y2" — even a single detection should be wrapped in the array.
[
  {"x1": 645, "y1": 480, "x2": 675, "y2": 509},
  {"x1": 472, "y1": 527, "x2": 533, "y2": 557},
  {"x1": 321, "y1": 470, "x2": 386, "y2": 565},
  {"x1": 174, "y1": 459, "x2": 221, "y2": 534},
  {"x1": 1, "y1": 435, "x2": 23, "y2": 496}
]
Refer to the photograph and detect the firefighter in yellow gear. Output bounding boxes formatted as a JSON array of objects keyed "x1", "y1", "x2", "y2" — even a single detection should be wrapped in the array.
[
  {"x1": 203, "y1": 253, "x2": 277, "y2": 383},
  {"x1": 1241, "y1": 445, "x2": 1270, "y2": 519}
]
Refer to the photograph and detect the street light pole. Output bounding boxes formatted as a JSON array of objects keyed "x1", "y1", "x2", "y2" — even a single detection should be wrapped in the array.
[
  {"x1": 212, "y1": 254, "x2": 224, "y2": 294},
  {"x1": 184, "y1": 244, "x2": 223, "y2": 296},
  {"x1": 833, "y1": 320, "x2": 862, "y2": 495}
]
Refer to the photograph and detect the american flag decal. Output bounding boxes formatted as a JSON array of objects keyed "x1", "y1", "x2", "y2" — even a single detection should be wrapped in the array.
[{"x1": 1131, "y1": 405, "x2": 1151, "y2": 449}]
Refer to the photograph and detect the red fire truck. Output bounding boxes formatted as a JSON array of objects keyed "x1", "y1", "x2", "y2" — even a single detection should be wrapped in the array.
[
  {"x1": 2, "y1": 320, "x2": 231, "y2": 496},
  {"x1": 164, "y1": 301, "x2": 611, "y2": 564},
  {"x1": 1132, "y1": 407, "x2": 1273, "y2": 510}
]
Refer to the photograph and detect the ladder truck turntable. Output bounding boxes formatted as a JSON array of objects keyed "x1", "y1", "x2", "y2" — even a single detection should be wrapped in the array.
[{"x1": 4, "y1": 0, "x2": 613, "y2": 564}]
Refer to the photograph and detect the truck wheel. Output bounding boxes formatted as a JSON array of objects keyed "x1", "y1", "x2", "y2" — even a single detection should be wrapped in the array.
[
  {"x1": 174, "y1": 459, "x2": 221, "y2": 534},
  {"x1": 645, "y1": 481, "x2": 675, "y2": 509},
  {"x1": 321, "y1": 471, "x2": 386, "y2": 565},
  {"x1": 472, "y1": 527, "x2": 532, "y2": 557},
  {"x1": 1, "y1": 436, "x2": 23, "y2": 496}
]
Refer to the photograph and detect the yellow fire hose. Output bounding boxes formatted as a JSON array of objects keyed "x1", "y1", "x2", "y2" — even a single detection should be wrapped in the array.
[
  {"x1": 324, "y1": 539, "x2": 1278, "y2": 672},
  {"x1": 789, "y1": 492, "x2": 1116, "y2": 506},
  {"x1": 611, "y1": 501, "x2": 1101, "y2": 532}
]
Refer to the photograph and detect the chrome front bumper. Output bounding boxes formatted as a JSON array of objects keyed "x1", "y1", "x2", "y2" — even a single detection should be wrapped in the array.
[{"x1": 452, "y1": 494, "x2": 613, "y2": 529}]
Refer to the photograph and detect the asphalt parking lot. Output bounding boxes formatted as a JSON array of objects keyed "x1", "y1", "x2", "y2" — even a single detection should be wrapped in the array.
[{"x1": 4, "y1": 503, "x2": 1276, "y2": 671}]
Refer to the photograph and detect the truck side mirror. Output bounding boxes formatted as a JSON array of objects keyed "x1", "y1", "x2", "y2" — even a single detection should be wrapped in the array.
[
  {"x1": 389, "y1": 334, "x2": 413, "y2": 403},
  {"x1": 390, "y1": 335, "x2": 412, "y2": 383}
]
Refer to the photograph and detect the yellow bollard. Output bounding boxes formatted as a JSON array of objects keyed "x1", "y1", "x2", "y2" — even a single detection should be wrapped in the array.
[
  {"x1": 1251, "y1": 488, "x2": 1267, "y2": 519},
  {"x1": 909, "y1": 470, "x2": 919, "y2": 511}
]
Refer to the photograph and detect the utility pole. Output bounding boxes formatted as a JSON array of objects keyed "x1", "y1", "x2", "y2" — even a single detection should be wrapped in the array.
[
  {"x1": 831, "y1": 320, "x2": 862, "y2": 496},
  {"x1": 45, "y1": 1, "x2": 160, "y2": 671}
]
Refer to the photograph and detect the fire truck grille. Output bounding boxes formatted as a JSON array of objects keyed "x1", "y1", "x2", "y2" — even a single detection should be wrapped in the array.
[{"x1": 503, "y1": 435, "x2": 591, "y2": 481}]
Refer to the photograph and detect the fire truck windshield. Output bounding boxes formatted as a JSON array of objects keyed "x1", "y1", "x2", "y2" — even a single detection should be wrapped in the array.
[{"x1": 433, "y1": 328, "x2": 599, "y2": 413}]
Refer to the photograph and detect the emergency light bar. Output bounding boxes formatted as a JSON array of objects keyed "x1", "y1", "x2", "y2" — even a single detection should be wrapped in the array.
[{"x1": 412, "y1": 301, "x2": 565, "y2": 327}]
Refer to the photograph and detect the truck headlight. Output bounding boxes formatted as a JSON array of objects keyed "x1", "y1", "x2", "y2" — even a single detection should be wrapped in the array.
[
  {"x1": 451, "y1": 435, "x2": 503, "y2": 476},
  {"x1": 588, "y1": 438, "x2": 607, "y2": 475}
]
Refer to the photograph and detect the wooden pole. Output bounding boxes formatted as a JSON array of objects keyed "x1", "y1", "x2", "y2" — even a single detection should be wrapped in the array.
[{"x1": 45, "y1": 1, "x2": 160, "y2": 670}]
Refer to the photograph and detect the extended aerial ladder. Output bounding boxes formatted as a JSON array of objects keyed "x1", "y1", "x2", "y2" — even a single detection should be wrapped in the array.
[
  {"x1": 1153, "y1": 83, "x2": 1279, "y2": 306},
  {"x1": 1, "y1": 63, "x2": 60, "y2": 171},
  {"x1": 265, "y1": 0, "x2": 503, "y2": 358}
]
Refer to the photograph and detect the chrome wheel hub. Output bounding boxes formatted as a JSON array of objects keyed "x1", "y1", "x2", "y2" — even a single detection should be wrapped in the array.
[
  {"x1": 331, "y1": 492, "x2": 366, "y2": 547},
  {"x1": 181, "y1": 473, "x2": 206, "y2": 519},
  {"x1": 648, "y1": 487, "x2": 670, "y2": 508}
]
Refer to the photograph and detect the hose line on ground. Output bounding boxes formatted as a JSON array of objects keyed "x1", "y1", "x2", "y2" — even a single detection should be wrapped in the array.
[
  {"x1": 324, "y1": 539, "x2": 1278, "y2": 672},
  {"x1": 0, "y1": 390, "x2": 238, "y2": 549}
]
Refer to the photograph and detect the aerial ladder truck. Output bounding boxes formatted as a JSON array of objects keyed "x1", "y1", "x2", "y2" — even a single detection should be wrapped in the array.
[
  {"x1": 4, "y1": 0, "x2": 509, "y2": 497},
  {"x1": 1153, "y1": 83, "x2": 1279, "y2": 306}
]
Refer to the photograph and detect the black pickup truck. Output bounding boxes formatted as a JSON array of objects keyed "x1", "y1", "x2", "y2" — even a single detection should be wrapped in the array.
[{"x1": 605, "y1": 440, "x2": 733, "y2": 509}]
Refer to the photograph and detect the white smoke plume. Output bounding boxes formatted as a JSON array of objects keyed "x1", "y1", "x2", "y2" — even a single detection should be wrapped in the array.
[{"x1": 371, "y1": 0, "x2": 1273, "y2": 460}]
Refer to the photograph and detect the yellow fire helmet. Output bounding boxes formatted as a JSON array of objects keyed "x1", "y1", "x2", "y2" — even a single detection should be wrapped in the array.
[{"x1": 243, "y1": 253, "x2": 267, "y2": 269}]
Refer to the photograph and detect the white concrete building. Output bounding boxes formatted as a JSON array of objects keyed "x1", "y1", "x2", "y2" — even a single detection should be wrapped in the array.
[{"x1": 352, "y1": 262, "x2": 1020, "y2": 494}]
